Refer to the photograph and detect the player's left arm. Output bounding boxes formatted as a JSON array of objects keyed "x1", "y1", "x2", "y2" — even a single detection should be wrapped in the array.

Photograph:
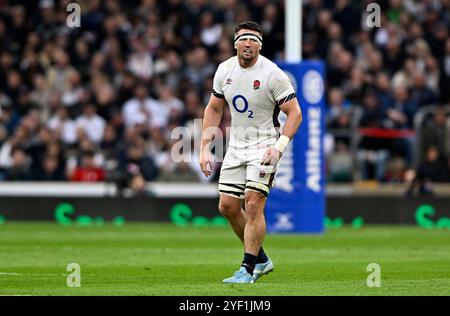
[
  {"x1": 261, "y1": 98, "x2": 302, "y2": 166},
  {"x1": 279, "y1": 98, "x2": 302, "y2": 140}
]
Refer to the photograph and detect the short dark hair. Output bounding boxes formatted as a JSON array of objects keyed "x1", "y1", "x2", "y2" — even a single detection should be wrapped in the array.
[{"x1": 234, "y1": 21, "x2": 263, "y2": 37}]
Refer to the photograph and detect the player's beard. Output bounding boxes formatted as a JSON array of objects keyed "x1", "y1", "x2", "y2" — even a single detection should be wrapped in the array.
[{"x1": 240, "y1": 49, "x2": 257, "y2": 64}]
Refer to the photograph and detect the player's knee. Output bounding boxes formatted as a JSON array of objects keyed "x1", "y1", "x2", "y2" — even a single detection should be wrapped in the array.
[
  {"x1": 244, "y1": 198, "x2": 263, "y2": 220},
  {"x1": 218, "y1": 201, "x2": 239, "y2": 218}
]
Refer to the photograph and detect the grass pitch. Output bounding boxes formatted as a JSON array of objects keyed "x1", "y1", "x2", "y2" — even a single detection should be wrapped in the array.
[{"x1": 0, "y1": 222, "x2": 449, "y2": 296}]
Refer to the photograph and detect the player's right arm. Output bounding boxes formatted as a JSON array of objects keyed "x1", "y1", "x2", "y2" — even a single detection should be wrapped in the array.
[{"x1": 200, "y1": 94, "x2": 226, "y2": 177}]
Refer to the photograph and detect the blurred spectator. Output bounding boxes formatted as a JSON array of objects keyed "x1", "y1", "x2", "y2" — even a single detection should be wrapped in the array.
[
  {"x1": 183, "y1": 46, "x2": 215, "y2": 93},
  {"x1": 342, "y1": 66, "x2": 368, "y2": 105},
  {"x1": 157, "y1": 84, "x2": 184, "y2": 124},
  {"x1": 46, "y1": 48, "x2": 77, "y2": 93},
  {"x1": 374, "y1": 72, "x2": 393, "y2": 110},
  {"x1": 29, "y1": 74, "x2": 52, "y2": 120},
  {"x1": 100, "y1": 124, "x2": 120, "y2": 165},
  {"x1": 75, "y1": 103, "x2": 106, "y2": 144},
  {"x1": 47, "y1": 106, "x2": 78, "y2": 146},
  {"x1": 33, "y1": 154, "x2": 66, "y2": 181},
  {"x1": 386, "y1": 86, "x2": 416, "y2": 129},
  {"x1": 214, "y1": 37, "x2": 234, "y2": 63},
  {"x1": 66, "y1": 137, "x2": 104, "y2": 175},
  {"x1": 20, "y1": 48, "x2": 45, "y2": 89},
  {"x1": 357, "y1": 91, "x2": 389, "y2": 181},
  {"x1": 3, "y1": 147, "x2": 32, "y2": 181},
  {"x1": 424, "y1": 55, "x2": 440, "y2": 93},
  {"x1": 116, "y1": 71, "x2": 137, "y2": 105},
  {"x1": 391, "y1": 58, "x2": 416, "y2": 89},
  {"x1": 439, "y1": 38, "x2": 450, "y2": 103},
  {"x1": 181, "y1": 90, "x2": 202, "y2": 125},
  {"x1": 122, "y1": 83, "x2": 169, "y2": 131},
  {"x1": 326, "y1": 87, "x2": 352, "y2": 146},
  {"x1": 26, "y1": 126, "x2": 55, "y2": 172},
  {"x1": 406, "y1": 146, "x2": 450, "y2": 195},
  {"x1": 381, "y1": 37, "x2": 404, "y2": 75},
  {"x1": 118, "y1": 137, "x2": 158, "y2": 181},
  {"x1": 199, "y1": 11, "x2": 223, "y2": 50},
  {"x1": 94, "y1": 83, "x2": 118, "y2": 120},
  {"x1": 420, "y1": 108, "x2": 449, "y2": 159},
  {"x1": 333, "y1": 0, "x2": 360, "y2": 38},
  {"x1": 0, "y1": 103, "x2": 21, "y2": 136},
  {"x1": 327, "y1": 49, "x2": 353, "y2": 87},
  {"x1": 0, "y1": 125, "x2": 30, "y2": 170},
  {"x1": 384, "y1": 85, "x2": 416, "y2": 167},
  {"x1": 153, "y1": 50, "x2": 184, "y2": 91},
  {"x1": 410, "y1": 72, "x2": 437, "y2": 108},
  {"x1": 116, "y1": 163, "x2": 149, "y2": 197},
  {"x1": 4, "y1": 70, "x2": 25, "y2": 103},
  {"x1": 127, "y1": 37, "x2": 154, "y2": 82},
  {"x1": 61, "y1": 71, "x2": 85, "y2": 109},
  {"x1": 259, "y1": 2, "x2": 283, "y2": 60},
  {"x1": 70, "y1": 150, "x2": 106, "y2": 182}
]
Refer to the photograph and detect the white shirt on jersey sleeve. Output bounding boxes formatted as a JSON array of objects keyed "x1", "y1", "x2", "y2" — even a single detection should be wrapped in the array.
[
  {"x1": 269, "y1": 68, "x2": 296, "y2": 106},
  {"x1": 212, "y1": 62, "x2": 227, "y2": 98}
]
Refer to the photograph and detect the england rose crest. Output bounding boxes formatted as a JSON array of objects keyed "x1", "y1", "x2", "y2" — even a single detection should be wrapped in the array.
[{"x1": 253, "y1": 80, "x2": 261, "y2": 90}]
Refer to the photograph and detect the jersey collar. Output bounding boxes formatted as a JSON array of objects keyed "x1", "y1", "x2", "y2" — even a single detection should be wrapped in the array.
[{"x1": 238, "y1": 54, "x2": 261, "y2": 71}]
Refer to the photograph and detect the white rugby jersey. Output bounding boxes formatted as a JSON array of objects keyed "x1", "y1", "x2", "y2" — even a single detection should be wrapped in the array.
[{"x1": 212, "y1": 55, "x2": 296, "y2": 150}]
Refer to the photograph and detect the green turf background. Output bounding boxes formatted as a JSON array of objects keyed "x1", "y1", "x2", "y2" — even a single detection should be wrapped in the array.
[{"x1": 0, "y1": 223, "x2": 449, "y2": 295}]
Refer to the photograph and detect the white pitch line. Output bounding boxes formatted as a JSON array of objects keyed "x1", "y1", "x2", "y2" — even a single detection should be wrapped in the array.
[
  {"x1": 0, "y1": 272, "x2": 65, "y2": 276},
  {"x1": 0, "y1": 272, "x2": 23, "y2": 276},
  {"x1": 0, "y1": 272, "x2": 96, "y2": 276}
]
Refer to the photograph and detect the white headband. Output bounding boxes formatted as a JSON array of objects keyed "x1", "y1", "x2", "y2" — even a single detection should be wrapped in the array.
[{"x1": 234, "y1": 32, "x2": 263, "y2": 47}]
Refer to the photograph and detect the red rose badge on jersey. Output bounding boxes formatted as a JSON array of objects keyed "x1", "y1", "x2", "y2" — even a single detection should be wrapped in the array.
[{"x1": 253, "y1": 80, "x2": 261, "y2": 90}]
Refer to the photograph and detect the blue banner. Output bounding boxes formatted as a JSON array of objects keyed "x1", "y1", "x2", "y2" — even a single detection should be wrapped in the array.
[{"x1": 266, "y1": 61, "x2": 326, "y2": 233}]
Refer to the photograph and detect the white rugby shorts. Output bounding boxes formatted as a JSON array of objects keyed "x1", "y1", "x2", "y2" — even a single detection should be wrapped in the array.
[{"x1": 218, "y1": 145, "x2": 278, "y2": 199}]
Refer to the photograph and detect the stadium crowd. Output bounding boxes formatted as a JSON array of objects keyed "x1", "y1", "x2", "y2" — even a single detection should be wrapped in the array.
[{"x1": 0, "y1": 0, "x2": 449, "y2": 189}]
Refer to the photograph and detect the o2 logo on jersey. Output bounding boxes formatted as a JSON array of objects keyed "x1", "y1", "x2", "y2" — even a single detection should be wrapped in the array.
[
  {"x1": 302, "y1": 70, "x2": 324, "y2": 104},
  {"x1": 232, "y1": 95, "x2": 254, "y2": 118}
]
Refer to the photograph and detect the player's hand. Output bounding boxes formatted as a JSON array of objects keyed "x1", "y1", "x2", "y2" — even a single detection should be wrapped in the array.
[
  {"x1": 260, "y1": 147, "x2": 282, "y2": 166},
  {"x1": 199, "y1": 149, "x2": 213, "y2": 177}
]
